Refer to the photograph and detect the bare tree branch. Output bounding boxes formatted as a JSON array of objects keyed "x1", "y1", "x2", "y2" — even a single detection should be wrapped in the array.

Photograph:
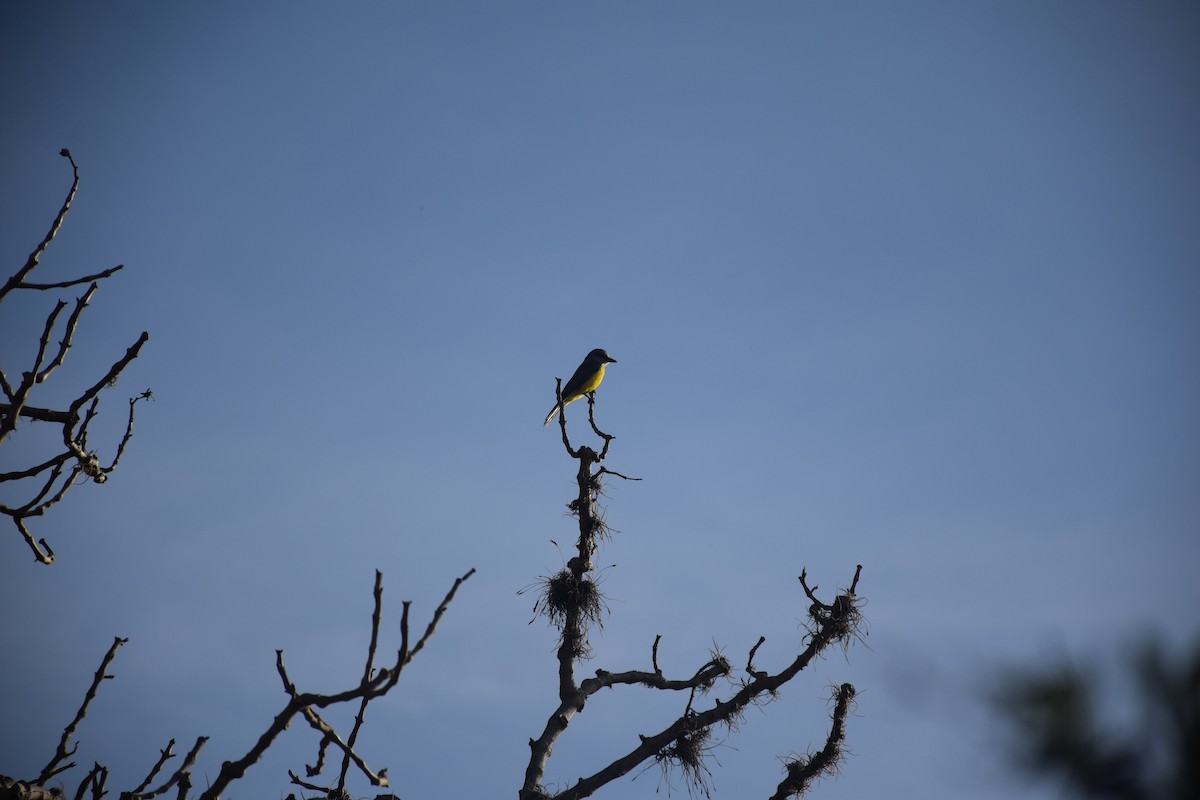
[
  {"x1": 299, "y1": 706, "x2": 388, "y2": 787},
  {"x1": 71, "y1": 763, "x2": 108, "y2": 800},
  {"x1": 21, "y1": 264, "x2": 125, "y2": 291},
  {"x1": 0, "y1": 405, "x2": 72, "y2": 425},
  {"x1": 550, "y1": 569, "x2": 862, "y2": 800},
  {"x1": 37, "y1": 284, "x2": 99, "y2": 384},
  {"x1": 523, "y1": 384, "x2": 865, "y2": 799},
  {"x1": 337, "y1": 570, "x2": 387, "y2": 793},
  {"x1": 769, "y1": 683, "x2": 857, "y2": 800},
  {"x1": 37, "y1": 636, "x2": 128, "y2": 785},
  {"x1": 585, "y1": 393, "x2": 615, "y2": 460},
  {"x1": 127, "y1": 739, "x2": 178, "y2": 796},
  {"x1": 581, "y1": 657, "x2": 731, "y2": 696},
  {"x1": 285, "y1": 769, "x2": 328, "y2": 794},
  {"x1": 65, "y1": 332, "x2": 151, "y2": 427},
  {"x1": 0, "y1": 451, "x2": 72, "y2": 482},
  {"x1": 0, "y1": 149, "x2": 80, "y2": 302},
  {"x1": 196, "y1": 568, "x2": 474, "y2": 800},
  {"x1": 123, "y1": 736, "x2": 208, "y2": 800},
  {"x1": 0, "y1": 151, "x2": 151, "y2": 564}
]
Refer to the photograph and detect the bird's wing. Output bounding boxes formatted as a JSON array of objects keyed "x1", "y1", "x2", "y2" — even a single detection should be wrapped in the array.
[{"x1": 561, "y1": 356, "x2": 599, "y2": 400}]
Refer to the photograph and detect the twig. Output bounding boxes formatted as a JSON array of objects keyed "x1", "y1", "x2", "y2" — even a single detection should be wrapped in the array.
[
  {"x1": 554, "y1": 378, "x2": 579, "y2": 458},
  {"x1": 0, "y1": 300, "x2": 67, "y2": 441},
  {"x1": 408, "y1": 566, "x2": 476, "y2": 661},
  {"x1": 37, "y1": 284, "x2": 99, "y2": 383},
  {"x1": 585, "y1": 393, "x2": 615, "y2": 459},
  {"x1": 746, "y1": 636, "x2": 767, "y2": 678},
  {"x1": 21, "y1": 264, "x2": 125, "y2": 290},
  {"x1": 10, "y1": 517, "x2": 56, "y2": 564},
  {"x1": 305, "y1": 735, "x2": 331, "y2": 778},
  {"x1": 286, "y1": 769, "x2": 328, "y2": 793},
  {"x1": 72, "y1": 762, "x2": 107, "y2": 800},
  {"x1": 300, "y1": 706, "x2": 388, "y2": 786},
  {"x1": 125, "y1": 736, "x2": 208, "y2": 800},
  {"x1": 336, "y1": 570, "x2": 386, "y2": 792},
  {"x1": 106, "y1": 391, "x2": 152, "y2": 473},
  {"x1": 38, "y1": 637, "x2": 128, "y2": 785},
  {"x1": 129, "y1": 739, "x2": 177, "y2": 796},
  {"x1": 14, "y1": 451, "x2": 73, "y2": 514},
  {"x1": 581, "y1": 657, "x2": 730, "y2": 697},
  {"x1": 0, "y1": 149, "x2": 79, "y2": 302},
  {"x1": 0, "y1": 451, "x2": 71, "y2": 482},
  {"x1": 66, "y1": 331, "x2": 151, "y2": 426},
  {"x1": 595, "y1": 467, "x2": 641, "y2": 482}
]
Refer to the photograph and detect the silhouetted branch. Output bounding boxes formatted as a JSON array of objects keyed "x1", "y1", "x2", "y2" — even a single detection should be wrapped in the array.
[
  {"x1": 7, "y1": 570, "x2": 471, "y2": 800},
  {"x1": 0, "y1": 149, "x2": 79, "y2": 301},
  {"x1": 408, "y1": 566, "x2": 476, "y2": 660},
  {"x1": 109, "y1": 391, "x2": 153, "y2": 472},
  {"x1": 595, "y1": 466, "x2": 641, "y2": 482},
  {"x1": 581, "y1": 656, "x2": 731, "y2": 696},
  {"x1": 21, "y1": 264, "x2": 125, "y2": 291},
  {"x1": 65, "y1": 332, "x2": 151, "y2": 428},
  {"x1": 72, "y1": 763, "x2": 108, "y2": 800},
  {"x1": 525, "y1": 388, "x2": 864, "y2": 799},
  {"x1": 0, "y1": 150, "x2": 150, "y2": 564},
  {"x1": 198, "y1": 568, "x2": 473, "y2": 800},
  {"x1": 746, "y1": 636, "x2": 768, "y2": 679},
  {"x1": 127, "y1": 740, "x2": 178, "y2": 796},
  {"x1": 550, "y1": 568, "x2": 862, "y2": 800},
  {"x1": 38, "y1": 284, "x2": 97, "y2": 383},
  {"x1": 524, "y1": 402, "x2": 617, "y2": 795},
  {"x1": 123, "y1": 737, "x2": 208, "y2": 800},
  {"x1": 304, "y1": 735, "x2": 331, "y2": 779},
  {"x1": 585, "y1": 393, "x2": 614, "y2": 458},
  {"x1": 553, "y1": 378, "x2": 578, "y2": 457},
  {"x1": 299, "y1": 706, "x2": 388, "y2": 787},
  {"x1": 336, "y1": 570, "x2": 387, "y2": 794},
  {"x1": 769, "y1": 683, "x2": 856, "y2": 800},
  {"x1": 0, "y1": 405, "x2": 71, "y2": 425},
  {"x1": 285, "y1": 770, "x2": 327, "y2": 794},
  {"x1": 0, "y1": 451, "x2": 72, "y2": 482},
  {"x1": 37, "y1": 636, "x2": 128, "y2": 785}
]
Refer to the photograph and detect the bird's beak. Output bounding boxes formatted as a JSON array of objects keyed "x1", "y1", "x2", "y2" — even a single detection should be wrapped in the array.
[{"x1": 607, "y1": 356, "x2": 617, "y2": 363}]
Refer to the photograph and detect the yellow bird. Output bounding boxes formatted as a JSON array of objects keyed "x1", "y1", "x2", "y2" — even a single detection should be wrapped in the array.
[{"x1": 544, "y1": 348, "x2": 618, "y2": 426}]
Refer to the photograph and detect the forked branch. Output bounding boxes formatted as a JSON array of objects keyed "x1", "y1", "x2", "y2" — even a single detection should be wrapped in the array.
[
  {"x1": 7, "y1": 570, "x2": 472, "y2": 800},
  {"x1": 198, "y1": 568, "x2": 474, "y2": 800},
  {"x1": 549, "y1": 566, "x2": 863, "y2": 800},
  {"x1": 525, "y1": 382, "x2": 864, "y2": 799},
  {"x1": 0, "y1": 150, "x2": 151, "y2": 564}
]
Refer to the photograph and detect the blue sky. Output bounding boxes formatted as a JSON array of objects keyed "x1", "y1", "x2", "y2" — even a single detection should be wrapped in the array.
[{"x1": 2, "y1": 2, "x2": 1198, "y2": 798}]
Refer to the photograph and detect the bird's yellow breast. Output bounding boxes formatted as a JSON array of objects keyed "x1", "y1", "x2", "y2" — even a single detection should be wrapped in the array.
[{"x1": 578, "y1": 362, "x2": 607, "y2": 396}]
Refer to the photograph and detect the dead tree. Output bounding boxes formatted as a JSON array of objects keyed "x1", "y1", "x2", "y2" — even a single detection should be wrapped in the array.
[
  {"x1": 0, "y1": 149, "x2": 151, "y2": 565},
  {"x1": 0, "y1": 568, "x2": 474, "y2": 800},
  {"x1": 521, "y1": 386, "x2": 865, "y2": 799}
]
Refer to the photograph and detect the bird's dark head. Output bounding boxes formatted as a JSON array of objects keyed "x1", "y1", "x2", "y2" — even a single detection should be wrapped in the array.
[{"x1": 588, "y1": 348, "x2": 616, "y2": 364}]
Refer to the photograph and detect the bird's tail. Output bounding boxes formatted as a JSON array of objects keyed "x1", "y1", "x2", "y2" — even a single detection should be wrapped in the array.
[{"x1": 543, "y1": 404, "x2": 562, "y2": 427}]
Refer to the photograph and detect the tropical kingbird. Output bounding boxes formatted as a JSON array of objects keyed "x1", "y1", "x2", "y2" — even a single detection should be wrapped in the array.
[{"x1": 544, "y1": 348, "x2": 617, "y2": 426}]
